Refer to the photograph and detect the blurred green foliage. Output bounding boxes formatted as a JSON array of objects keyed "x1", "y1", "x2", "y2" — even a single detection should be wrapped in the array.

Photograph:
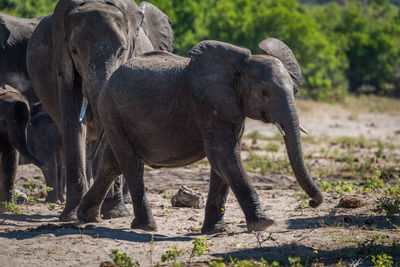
[
  {"x1": 0, "y1": 0, "x2": 56, "y2": 17},
  {"x1": 1, "y1": 0, "x2": 400, "y2": 101}
]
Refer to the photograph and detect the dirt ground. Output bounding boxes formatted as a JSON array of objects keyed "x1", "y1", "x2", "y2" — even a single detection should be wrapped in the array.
[{"x1": 1, "y1": 98, "x2": 399, "y2": 267}]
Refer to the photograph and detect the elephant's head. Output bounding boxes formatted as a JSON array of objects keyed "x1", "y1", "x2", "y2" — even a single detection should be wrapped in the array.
[
  {"x1": 51, "y1": 0, "x2": 173, "y2": 132},
  {"x1": 188, "y1": 39, "x2": 323, "y2": 208},
  {"x1": 0, "y1": 85, "x2": 46, "y2": 170}
]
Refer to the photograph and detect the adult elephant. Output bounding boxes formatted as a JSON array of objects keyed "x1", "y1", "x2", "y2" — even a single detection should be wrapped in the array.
[
  {"x1": 0, "y1": 85, "x2": 46, "y2": 202},
  {"x1": 27, "y1": 0, "x2": 173, "y2": 221},
  {"x1": 0, "y1": 12, "x2": 42, "y2": 104},
  {"x1": 79, "y1": 39, "x2": 323, "y2": 233}
]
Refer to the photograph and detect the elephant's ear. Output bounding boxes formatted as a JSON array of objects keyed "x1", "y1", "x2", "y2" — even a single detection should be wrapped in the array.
[
  {"x1": 138, "y1": 1, "x2": 174, "y2": 52},
  {"x1": 0, "y1": 15, "x2": 11, "y2": 48},
  {"x1": 51, "y1": 0, "x2": 82, "y2": 95},
  {"x1": 258, "y1": 38, "x2": 302, "y2": 94},
  {"x1": 188, "y1": 40, "x2": 250, "y2": 123}
]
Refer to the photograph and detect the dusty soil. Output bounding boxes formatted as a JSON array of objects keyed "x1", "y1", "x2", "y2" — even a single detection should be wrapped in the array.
[{"x1": 1, "y1": 98, "x2": 399, "y2": 267}]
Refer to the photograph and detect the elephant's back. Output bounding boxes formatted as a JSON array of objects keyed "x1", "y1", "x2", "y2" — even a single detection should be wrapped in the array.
[
  {"x1": 123, "y1": 51, "x2": 189, "y2": 76},
  {"x1": 105, "y1": 52, "x2": 190, "y2": 104}
]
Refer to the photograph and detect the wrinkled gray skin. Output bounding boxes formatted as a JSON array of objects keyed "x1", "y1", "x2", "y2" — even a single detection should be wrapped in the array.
[
  {"x1": 0, "y1": 85, "x2": 46, "y2": 202},
  {"x1": 27, "y1": 0, "x2": 173, "y2": 221},
  {"x1": 79, "y1": 39, "x2": 323, "y2": 234},
  {"x1": 25, "y1": 111, "x2": 65, "y2": 203},
  {"x1": 0, "y1": 12, "x2": 42, "y2": 104}
]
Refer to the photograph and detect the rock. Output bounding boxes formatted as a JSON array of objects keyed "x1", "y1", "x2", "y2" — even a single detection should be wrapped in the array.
[
  {"x1": 15, "y1": 190, "x2": 27, "y2": 204},
  {"x1": 99, "y1": 261, "x2": 116, "y2": 267},
  {"x1": 338, "y1": 196, "x2": 367, "y2": 209},
  {"x1": 171, "y1": 186, "x2": 204, "y2": 209}
]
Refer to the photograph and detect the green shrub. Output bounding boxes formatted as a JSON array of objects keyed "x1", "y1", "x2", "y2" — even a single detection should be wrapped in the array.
[
  {"x1": 245, "y1": 153, "x2": 292, "y2": 175},
  {"x1": 376, "y1": 196, "x2": 400, "y2": 216},
  {"x1": 372, "y1": 253, "x2": 393, "y2": 267},
  {"x1": 0, "y1": 201, "x2": 22, "y2": 215},
  {"x1": 109, "y1": 249, "x2": 140, "y2": 267}
]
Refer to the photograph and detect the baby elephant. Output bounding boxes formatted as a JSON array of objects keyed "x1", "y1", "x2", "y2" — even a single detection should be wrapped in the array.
[
  {"x1": 79, "y1": 39, "x2": 323, "y2": 234},
  {"x1": 26, "y1": 111, "x2": 64, "y2": 203},
  {"x1": 0, "y1": 85, "x2": 46, "y2": 202}
]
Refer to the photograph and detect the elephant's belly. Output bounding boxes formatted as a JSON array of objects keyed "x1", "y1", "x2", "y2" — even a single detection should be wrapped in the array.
[
  {"x1": 138, "y1": 136, "x2": 206, "y2": 168},
  {"x1": 126, "y1": 122, "x2": 206, "y2": 168}
]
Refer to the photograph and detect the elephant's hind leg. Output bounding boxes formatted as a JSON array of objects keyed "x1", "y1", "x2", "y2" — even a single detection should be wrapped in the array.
[
  {"x1": 77, "y1": 142, "x2": 127, "y2": 222},
  {"x1": 0, "y1": 140, "x2": 18, "y2": 202},
  {"x1": 201, "y1": 169, "x2": 230, "y2": 234},
  {"x1": 105, "y1": 123, "x2": 156, "y2": 230},
  {"x1": 123, "y1": 153, "x2": 157, "y2": 231}
]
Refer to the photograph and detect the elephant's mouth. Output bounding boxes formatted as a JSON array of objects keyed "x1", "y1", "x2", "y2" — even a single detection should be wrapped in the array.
[{"x1": 260, "y1": 110, "x2": 271, "y2": 123}]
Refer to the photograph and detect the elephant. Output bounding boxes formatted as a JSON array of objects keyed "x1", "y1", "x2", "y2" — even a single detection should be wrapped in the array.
[
  {"x1": 0, "y1": 85, "x2": 46, "y2": 202},
  {"x1": 25, "y1": 111, "x2": 65, "y2": 203},
  {"x1": 78, "y1": 38, "x2": 324, "y2": 234},
  {"x1": 27, "y1": 0, "x2": 174, "y2": 221},
  {"x1": 0, "y1": 12, "x2": 42, "y2": 105},
  {"x1": 22, "y1": 108, "x2": 123, "y2": 205}
]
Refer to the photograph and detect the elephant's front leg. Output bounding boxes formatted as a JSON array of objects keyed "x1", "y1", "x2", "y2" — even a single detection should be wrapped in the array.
[
  {"x1": 59, "y1": 89, "x2": 88, "y2": 221},
  {"x1": 42, "y1": 154, "x2": 60, "y2": 203},
  {"x1": 203, "y1": 124, "x2": 274, "y2": 232},
  {"x1": 56, "y1": 152, "x2": 65, "y2": 203},
  {"x1": 201, "y1": 169, "x2": 230, "y2": 234}
]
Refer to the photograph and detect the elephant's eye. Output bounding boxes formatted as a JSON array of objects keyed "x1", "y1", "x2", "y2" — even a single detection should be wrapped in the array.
[{"x1": 261, "y1": 90, "x2": 268, "y2": 97}]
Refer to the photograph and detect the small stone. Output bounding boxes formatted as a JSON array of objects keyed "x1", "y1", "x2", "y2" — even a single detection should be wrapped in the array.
[
  {"x1": 338, "y1": 196, "x2": 366, "y2": 209},
  {"x1": 15, "y1": 190, "x2": 27, "y2": 204},
  {"x1": 38, "y1": 191, "x2": 48, "y2": 199},
  {"x1": 171, "y1": 186, "x2": 204, "y2": 209},
  {"x1": 99, "y1": 261, "x2": 116, "y2": 267}
]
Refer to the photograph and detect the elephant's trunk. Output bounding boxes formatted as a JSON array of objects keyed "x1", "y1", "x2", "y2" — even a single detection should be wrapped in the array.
[
  {"x1": 9, "y1": 126, "x2": 47, "y2": 170},
  {"x1": 275, "y1": 101, "x2": 323, "y2": 208},
  {"x1": 83, "y1": 69, "x2": 113, "y2": 137}
]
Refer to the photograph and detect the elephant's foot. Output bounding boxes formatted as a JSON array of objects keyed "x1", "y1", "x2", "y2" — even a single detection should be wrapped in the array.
[
  {"x1": 131, "y1": 218, "x2": 158, "y2": 231},
  {"x1": 247, "y1": 217, "x2": 275, "y2": 232},
  {"x1": 0, "y1": 191, "x2": 13, "y2": 203},
  {"x1": 45, "y1": 192, "x2": 60, "y2": 204},
  {"x1": 60, "y1": 199, "x2": 83, "y2": 222},
  {"x1": 201, "y1": 221, "x2": 229, "y2": 235},
  {"x1": 77, "y1": 202, "x2": 102, "y2": 222},
  {"x1": 100, "y1": 197, "x2": 131, "y2": 219},
  {"x1": 59, "y1": 209, "x2": 78, "y2": 222}
]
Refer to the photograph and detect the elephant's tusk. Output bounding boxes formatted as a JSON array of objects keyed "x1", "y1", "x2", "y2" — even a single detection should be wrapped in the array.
[
  {"x1": 79, "y1": 97, "x2": 88, "y2": 123},
  {"x1": 299, "y1": 125, "x2": 309, "y2": 135},
  {"x1": 274, "y1": 122, "x2": 286, "y2": 137}
]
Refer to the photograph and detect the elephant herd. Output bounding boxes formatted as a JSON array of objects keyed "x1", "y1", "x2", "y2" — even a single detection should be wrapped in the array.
[{"x1": 0, "y1": 0, "x2": 323, "y2": 234}]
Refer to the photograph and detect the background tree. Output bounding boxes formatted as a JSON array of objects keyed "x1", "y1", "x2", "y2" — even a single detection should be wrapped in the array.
[{"x1": 2, "y1": 0, "x2": 400, "y2": 99}]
